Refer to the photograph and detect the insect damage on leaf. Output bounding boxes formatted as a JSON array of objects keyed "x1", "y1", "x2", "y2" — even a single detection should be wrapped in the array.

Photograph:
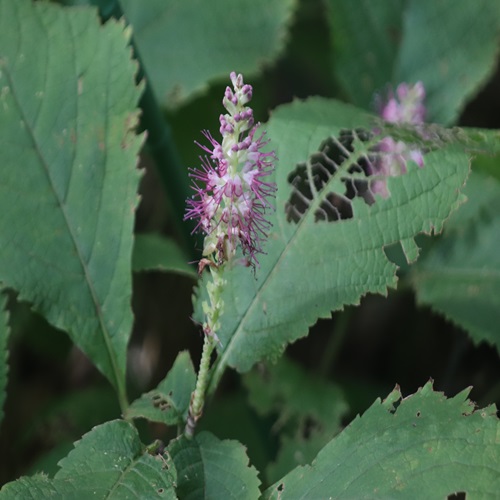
[
  {"x1": 285, "y1": 125, "x2": 431, "y2": 224},
  {"x1": 285, "y1": 129, "x2": 379, "y2": 223}
]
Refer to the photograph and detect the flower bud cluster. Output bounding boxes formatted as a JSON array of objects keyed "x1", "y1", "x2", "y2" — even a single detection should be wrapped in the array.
[
  {"x1": 185, "y1": 72, "x2": 276, "y2": 267},
  {"x1": 380, "y1": 82, "x2": 426, "y2": 125},
  {"x1": 372, "y1": 82, "x2": 426, "y2": 197}
]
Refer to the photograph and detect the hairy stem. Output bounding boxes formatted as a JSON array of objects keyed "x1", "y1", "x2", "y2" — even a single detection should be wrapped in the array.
[
  {"x1": 185, "y1": 335, "x2": 215, "y2": 439},
  {"x1": 185, "y1": 264, "x2": 225, "y2": 438}
]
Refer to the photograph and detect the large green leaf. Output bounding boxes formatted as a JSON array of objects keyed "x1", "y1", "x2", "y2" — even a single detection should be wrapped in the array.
[
  {"x1": 0, "y1": 293, "x2": 9, "y2": 426},
  {"x1": 168, "y1": 431, "x2": 261, "y2": 500},
  {"x1": 328, "y1": 0, "x2": 500, "y2": 123},
  {"x1": 125, "y1": 351, "x2": 197, "y2": 426},
  {"x1": 205, "y1": 98, "x2": 469, "y2": 385},
  {"x1": 0, "y1": 0, "x2": 143, "y2": 393},
  {"x1": 0, "y1": 420, "x2": 177, "y2": 499},
  {"x1": 411, "y1": 170, "x2": 500, "y2": 351},
  {"x1": 327, "y1": 0, "x2": 405, "y2": 109},
  {"x1": 263, "y1": 381, "x2": 500, "y2": 498},
  {"x1": 120, "y1": 0, "x2": 296, "y2": 109}
]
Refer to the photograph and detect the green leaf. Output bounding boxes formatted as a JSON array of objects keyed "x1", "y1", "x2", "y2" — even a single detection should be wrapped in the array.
[
  {"x1": 244, "y1": 357, "x2": 348, "y2": 484},
  {"x1": 0, "y1": 293, "x2": 9, "y2": 426},
  {"x1": 120, "y1": 0, "x2": 296, "y2": 109},
  {"x1": 206, "y1": 98, "x2": 469, "y2": 384},
  {"x1": 168, "y1": 431, "x2": 261, "y2": 500},
  {"x1": 411, "y1": 170, "x2": 500, "y2": 351},
  {"x1": 0, "y1": 420, "x2": 177, "y2": 499},
  {"x1": 126, "y1": 351, "x2": 196, "y2": 426},
  {"x1": 327, "y1": 0, "x2": 405, "y2": 109},
  {"x1": 133, "y1": 233, "x2": 197, "y2": 279},
  {"x1": 328, "y1": 0, "x2": 500, "y2": 123},
  {"x1": 0, "y1": 0, "x2": 143, "y2": 393},
  {"x1": 263, "y1": 381, "x2": 500, "y2": 499},
  {"x1": 395, "y1": 0, "x2": 500, "y2": 124}
]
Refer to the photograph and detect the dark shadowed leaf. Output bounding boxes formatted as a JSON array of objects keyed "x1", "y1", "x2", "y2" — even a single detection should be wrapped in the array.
[
  {"x1": 121, "y1": 0, "x2": 297, "y2": 109},
  {"x1": 168, "y1": 431, "x2": 261, "y2": 500}
]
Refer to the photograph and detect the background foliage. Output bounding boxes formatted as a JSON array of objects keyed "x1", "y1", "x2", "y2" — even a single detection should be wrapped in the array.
[{"x1": 1, "y1": 0, "x2": 500, "y2": 497}]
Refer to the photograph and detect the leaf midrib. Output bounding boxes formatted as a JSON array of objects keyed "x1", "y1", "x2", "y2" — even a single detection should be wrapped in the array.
[
  {"x1": 2, "y1": 22, "x2": 122, "y2": 390},
  {"x1": 214, "y1": 130, "x2": 380, "y2": 375}
]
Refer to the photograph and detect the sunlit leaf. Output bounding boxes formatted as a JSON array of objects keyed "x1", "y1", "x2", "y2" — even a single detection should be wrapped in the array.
[{"x1": 205, "y1": 98, "x2": 470, "y2": 384}]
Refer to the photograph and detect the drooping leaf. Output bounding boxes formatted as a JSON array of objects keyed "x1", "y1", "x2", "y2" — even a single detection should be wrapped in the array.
[
  {"x1": 244, "y1": 357, "x2": 348, "y2": 484},
  {"x1": 0, "y1": 293, "x2": 9, "y2": 426},
  {"x1": 328, "y1": 0, "x2": 500, "y2": 123},
  {"x1": 263, "y1": 381, "x2": 500, "y2": 499},
  {"x1": 168, "y1": 431, "x2": 261, "y2": 500},
  {"x1": 411, "y1": 170, "x2": 500, "y2": 351},
  {"x1": 133, "y1": 233, "x2": 197, "y2": 279},
  {"x1": 120, "y1": 0, "x2": 297, "y2": 109},
  {"x1": 0, "y1": 420, "x2": 177, "y2": 499},
  {"x1": 126, "y1": 351, "x2": 196, "y2": 426},
  {"x1": 205, "y1": 98, "x2": 470, "y2": 385},
  {"x1": 0, "y1": 0, "x2": 144, "y2": 392}
]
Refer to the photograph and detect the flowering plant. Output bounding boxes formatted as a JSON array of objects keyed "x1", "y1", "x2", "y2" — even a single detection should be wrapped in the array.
[
  {"x1": 184, "y1": 72, "x2": 276, "y2": 437},
  {"x1": 1, "y1": 1, "x2": 500, "y2": 498},
  {"x1": 371, "y1": 82, "x2": 426, "y2": 197},
  {"x1": 186, "y1": 72, "x2": 276, "y2": 267}
]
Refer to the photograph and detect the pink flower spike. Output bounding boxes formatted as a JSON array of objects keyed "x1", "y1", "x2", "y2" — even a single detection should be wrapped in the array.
[
  {"x1": 380, "y1": 81, "x2": 426, "y2": 125},
  {"x1": 184, "y1": 72, "x2": 277, "y2": 267},
  {"x1": 371, "y1": 82, "x2": 427, "y2": 198}
]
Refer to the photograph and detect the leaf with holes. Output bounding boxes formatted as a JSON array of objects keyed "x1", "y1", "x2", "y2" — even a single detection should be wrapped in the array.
[
  {"x1": 0, "y1": 420, "x2": 177, "y2": 498},
  {"x1": 0, "y1": 0, "x2": 143, "y2": 393},
  {"x1": 125, "y1": 351, "x2": 196, "y2": 426},
  {"x1": 263, "y1": 381, "x2": 500, "y2": 498},
  {"x1": 204, "y1": 97, "x2": 471, "y2": 385},
  {"x1": 168, "y1": 431, "x2": 261, "y2": 499}
]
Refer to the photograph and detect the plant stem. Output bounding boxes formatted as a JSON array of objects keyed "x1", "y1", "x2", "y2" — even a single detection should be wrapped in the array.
[
  {"x1": 117, "y1": 380, "x2": 129, "y2": 415},
  {"x1": 318, "y1": 308, "x2": 352, "y2": 377},
  {"x1": 185, "y1": 335, "x2": 215, "y2": 438},
  {"x1": 206, "y1": 356, "x2": 225, "y2": 397}
]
